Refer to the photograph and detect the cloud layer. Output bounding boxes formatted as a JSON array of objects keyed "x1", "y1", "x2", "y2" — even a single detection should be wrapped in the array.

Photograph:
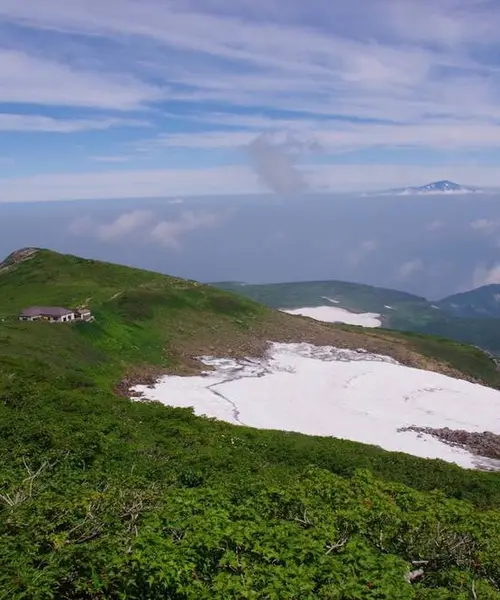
[
  {"x1": 70, "y1": 209, "x2": 220, "y2": 248},
  {"x1": 3, "y1": 0, "x2": 500, "y2": 198}
]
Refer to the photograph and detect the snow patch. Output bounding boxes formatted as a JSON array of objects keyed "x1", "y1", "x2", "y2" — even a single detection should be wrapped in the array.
[
  {"x1": 321, "y1": 296, "x2": 341, "y2": 304},
  {"x1": 283, "y1": 306, "x2": 382, "y2": 328},
  {"x1": 133, "y1": 343, "x2": 500, "y2": 470}
]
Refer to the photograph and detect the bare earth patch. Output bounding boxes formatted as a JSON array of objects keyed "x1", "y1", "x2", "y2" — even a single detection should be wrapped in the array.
[{"x1": 117, "y1": 310, "x2": 486, "y2": 395}]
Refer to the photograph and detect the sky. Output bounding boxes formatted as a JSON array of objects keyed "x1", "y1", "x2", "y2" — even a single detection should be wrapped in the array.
[{"x1": 3, "y1": 0, "x2": 500, "y2": 201}]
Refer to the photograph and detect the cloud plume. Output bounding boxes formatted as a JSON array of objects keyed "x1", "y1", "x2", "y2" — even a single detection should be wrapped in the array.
[{"x1": 246, "y1": 133, "x2": 312, "y2": 195}]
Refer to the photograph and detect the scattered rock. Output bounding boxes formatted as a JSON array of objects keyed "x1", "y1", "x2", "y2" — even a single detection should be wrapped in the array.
[
  {"x1": 0, "y1": 248, "x2": 39, "y2": 274},
  {"x1": 399, "y1": 426, "x2": 500, "y2": 461}
]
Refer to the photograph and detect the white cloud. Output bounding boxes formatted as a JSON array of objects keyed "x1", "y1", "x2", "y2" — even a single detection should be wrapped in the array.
[
  {"x1": 348, "y1": 240, "x2": 378, "y2": 266},
  {"x1": 397, "y1": 259, "x2": 424, "y2": 281},
  {"x1": 70, "y1": 210, "x2": 154, "y2": 241},
  {"x1": 473, "y1": 264, "x2": 500, "y2": 288},
  {"x1": 0, "y1": 50, "x2": 162, "y2": 110},
  {"x1": 91, "y1": 156, "x2": 133, "y2": 163},
  {"x1": 68, "y1": 216, "x2": 94, "y2": 236},
  {"x1": 148, "y1": 119, "x2": 500, "y2": 152},
  {"x1": 470, "y1": 218, "x2": 500, "y2": 234},
  {"x1": 1, "y1": 0, "x2": 500, "y2": 128},
  {"x1": 70, "y1": 209, "x2": 218, "y2": 248},
  {"x1": 151, "y1": 212, "x2": 219, "y2": 248},
  {"x1": 425, "y1": 220, "x2": 444, "y2": 232},
  {"x1": 98, "y1": 210, "x2": 154, "y2": 241},
  {"x1": 0, "y1": 113, "x2": 148, "y2": 132},
  {"x1": 154, "y1": 131, "x2": 255, "y2": 149}
]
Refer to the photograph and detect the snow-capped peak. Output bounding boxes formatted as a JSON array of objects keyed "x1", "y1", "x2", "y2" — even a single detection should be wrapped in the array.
[
  {"x1": 366, "y1": 180, "x2": 484, "y2": 196},
  {"x1": 390, "y1": 180, "x2": 481, "y2": 195}
]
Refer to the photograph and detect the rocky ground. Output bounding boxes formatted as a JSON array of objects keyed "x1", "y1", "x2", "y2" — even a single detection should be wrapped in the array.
[{"x1": 399, "y1": 425, "x2": 500, "y2": 464}]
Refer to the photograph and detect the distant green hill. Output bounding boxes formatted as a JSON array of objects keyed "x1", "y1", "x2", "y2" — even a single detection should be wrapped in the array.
[
  {"x1": 438, "y1": 284, "x2": 500, "y2": 318},
  {"x1": 215, "y1": 280, "x2": 500, "y2": 356},
  {"x1": 213, "y1": 280, "x2": 429, "y2": 313},
  {"x1": 3, "y1": 249, "x2": 500, "y2": 598}
]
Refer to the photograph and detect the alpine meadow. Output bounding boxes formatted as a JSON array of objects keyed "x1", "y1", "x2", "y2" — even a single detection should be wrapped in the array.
[{"x1": 2, "y1": 249, "x2": 500, "y2": 599}]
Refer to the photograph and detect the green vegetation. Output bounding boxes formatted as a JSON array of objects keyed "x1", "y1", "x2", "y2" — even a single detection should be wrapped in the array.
[
  {"x1": 214, "y1": 280, "x2": 429, "y2": 313},
  {"x1": 2, "y1": 249, "x2": 500, "y2": 598},
  {"x1": 389, "y1": 312, "x2": 500, "y2": 359},
  {"x1": 437, "y1": 284, "x2": 500, "y2": 319},
  {"x1": 215, "y1": 280, "x2": 500, "y2": 355}
]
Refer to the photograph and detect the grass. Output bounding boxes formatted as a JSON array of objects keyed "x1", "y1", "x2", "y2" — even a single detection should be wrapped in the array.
[{"x1": 3, "y1": 249, "x2": 500, "y2": 597}]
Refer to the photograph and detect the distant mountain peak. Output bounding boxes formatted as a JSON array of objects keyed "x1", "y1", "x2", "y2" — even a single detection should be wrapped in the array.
[
  {"x1": 371, "y1": 180, "x2": 483, "y2": 196},
  {"x1": 406, "y1": 180, "x2": 478, "y2": 194}
]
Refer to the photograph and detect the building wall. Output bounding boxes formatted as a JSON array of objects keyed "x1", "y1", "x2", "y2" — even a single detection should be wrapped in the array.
[{"x1": 20, "y1": 311, "x2": 78, "y2": 322}]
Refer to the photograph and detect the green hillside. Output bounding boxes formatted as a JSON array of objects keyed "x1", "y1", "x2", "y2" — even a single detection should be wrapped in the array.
[
  {"x1": 438, "y1": 284, "x2": 500, "y2": 318},
  {"x1": 215, "y1": 280, "x2": 500, "y2": 356},
  {"x1": 2, "y1": 249, "x2": 500, "y2": 599},
  {"x1": 213, "y1": 280, "x2": 430, "y2": 313}
]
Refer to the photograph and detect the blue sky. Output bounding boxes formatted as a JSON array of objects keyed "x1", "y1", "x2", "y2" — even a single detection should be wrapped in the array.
[{"x1": 2, "y1": 0, "x2": 500, "y2": 201}]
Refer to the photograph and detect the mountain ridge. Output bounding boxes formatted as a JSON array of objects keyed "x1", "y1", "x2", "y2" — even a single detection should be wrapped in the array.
[{"x1": 214, "y1": 279, "x2": 500, "y2": 355}]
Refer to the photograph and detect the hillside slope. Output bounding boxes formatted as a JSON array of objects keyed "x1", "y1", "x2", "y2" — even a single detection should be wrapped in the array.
[
  {"x1": 215, "y1": 280, "x2": 500, "y2": 355},
  {"x1": 2, "y1": 249, "x2": 500, "y2": 598},
  {"x1": 213, "y1": 279, "x2": 429, "y2": 312},
  {"x1": 438, "y1": 284, "x2": 500, "y2": 318},
  {"x1": 2, "y1": 248, "x2": 498, "y2": 386}
]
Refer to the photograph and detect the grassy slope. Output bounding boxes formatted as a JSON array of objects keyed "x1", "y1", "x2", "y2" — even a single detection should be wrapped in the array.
[
  {"x1": 3, "y1": 250, "x2": 500, "y2": 597},
  {"x1": 1, "y1": 249, "x2": 498, "y2": 388},
  {"x1": 215, "y1": 280, "x2": 500, "y2": 355}
]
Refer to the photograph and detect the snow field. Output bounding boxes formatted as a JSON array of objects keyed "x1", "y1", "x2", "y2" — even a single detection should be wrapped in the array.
[
  {"x1": 133, "y1": 343, "x2": 500, "y2": 470},
  {"x1": 282, "y1": 306, "x2": 382, "y2": 327}
]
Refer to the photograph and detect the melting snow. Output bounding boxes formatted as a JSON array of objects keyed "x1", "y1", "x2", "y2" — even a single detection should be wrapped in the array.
[
  {"x1": 283, "y1": 306, "x2": 382, "y2": 328},
  {"x1": 133, "y1": 343, "x2": 500, "y2": 470}
]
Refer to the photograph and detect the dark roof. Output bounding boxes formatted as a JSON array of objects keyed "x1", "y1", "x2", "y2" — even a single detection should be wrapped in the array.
[{"x1": 20, "y1": 306, "x2": 73, "y2": 318}]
